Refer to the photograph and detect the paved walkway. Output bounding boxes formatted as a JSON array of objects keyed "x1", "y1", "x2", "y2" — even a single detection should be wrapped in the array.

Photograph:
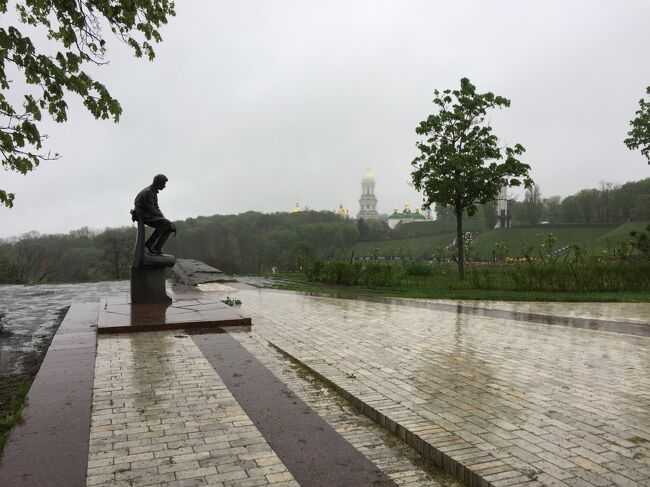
[
  {"x1": 88, "y1": 332, "x2": 298, "y2": 486},
  {"x1": 237, "y1": 290, "x2": 650, "y2": 487},
  {"x1": 87, "y1": 327, "x2": 459, "y2": 486},
  {"x1": 3, "y1": 286, "x2": 649, "y2": 486},
  {"x1": 430, "y1": 299, "x2": 650, "y2": 325}
]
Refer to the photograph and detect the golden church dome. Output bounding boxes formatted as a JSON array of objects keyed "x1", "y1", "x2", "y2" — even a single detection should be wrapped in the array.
[{"x1": 362, "y1": 169, "x2": 375, "y2": 181}]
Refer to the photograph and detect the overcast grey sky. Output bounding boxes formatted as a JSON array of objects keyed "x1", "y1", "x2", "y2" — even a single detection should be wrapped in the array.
[{"x1": 2, "y1": 0, "x2": 649, "y2": 238}]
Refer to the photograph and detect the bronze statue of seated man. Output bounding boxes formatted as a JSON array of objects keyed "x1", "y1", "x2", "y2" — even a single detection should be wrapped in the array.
[{"x1": 133, "y1": 174, "x2": 176, "y2": 255}]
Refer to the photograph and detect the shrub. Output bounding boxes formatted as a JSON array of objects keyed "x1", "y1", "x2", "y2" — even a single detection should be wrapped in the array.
[
  {"x1": 305, "y1": 261, "x2": 324, "y2": 281},
  {"x1": 305, "y1": 261, "x2": 402, "y2": 287},
  {"x1": 404, "y1": 262, "x2": 435, "y2": 276},
  {"x1": 359, "y1": 263, "x2": 403, "y2": 287}
]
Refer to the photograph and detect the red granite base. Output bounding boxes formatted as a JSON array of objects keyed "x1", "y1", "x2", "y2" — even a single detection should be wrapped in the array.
[{"x1": 97, "y1": 296, "x2": 251, "y2": 333}]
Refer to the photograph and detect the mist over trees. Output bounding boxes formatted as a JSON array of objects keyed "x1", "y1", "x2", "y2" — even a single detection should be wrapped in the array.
[
  {"x1": 0, "y1": 211, "x2": 363, "y2": 283},
  {"x1": 520, "y1": 184, "x2": 544, "y2": 224},
  {"x1": 0, "y1": 177, "x2": 648, "y2": 285}
]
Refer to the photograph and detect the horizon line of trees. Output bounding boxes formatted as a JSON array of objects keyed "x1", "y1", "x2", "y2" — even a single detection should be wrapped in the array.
[
  {"x1": 1, "y1": 177, "x2": 648, "y2": 284},
  {"x1": 514, "y1": 177, "x2": 650, "y2": 225},
  {"x1": 435, "y1": 177, "x2": 650, "y2": 226}
]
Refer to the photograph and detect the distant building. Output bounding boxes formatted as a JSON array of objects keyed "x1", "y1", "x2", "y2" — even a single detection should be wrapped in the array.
[
  {"x1": 387, "y1": 203, "x2": 427, "y2": 229},
  {"x1": 290, "y1": 201, "x2": 301, "y2": 213},
  {"x1": 357, "y1": 170, "x2": 380, "y2": 220},
  {"x1": 334, "y1": 203, "x2": 351, "y2": 219},
  {"x1": 495, "y1": 187, "x2": 512, "y2": 228}
]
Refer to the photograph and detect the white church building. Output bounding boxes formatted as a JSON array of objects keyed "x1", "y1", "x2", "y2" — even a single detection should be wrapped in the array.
[{"x1": 357, "y1": 170, "x2": 381, "y2": 219}]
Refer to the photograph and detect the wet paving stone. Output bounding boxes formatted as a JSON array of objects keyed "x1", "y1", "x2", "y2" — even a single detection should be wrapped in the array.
[
  {"x1": 226, "y1": 327, "x2": 462, "y2": 487},
  {"x1": 0, "y1": 302, "x2": 99, "y2": 487},
  {"x1": 88, "y1": 331, "x2": 299, "y2": 487},
  {"x1": 98, "y1": 296, "x2": 250, "y2": 333},
  {"x1": 193, "y1": 331, "x2": 399, "y2": 487},
  {"x1": 3, "y1": 281, "x2": 649, "y2": 486},
  {"x1": 232, "y1": 289, "x2": 650, "y2": 487},
  {"x1": 0, "y1": 281, "x2": 130, "y2": 414}
]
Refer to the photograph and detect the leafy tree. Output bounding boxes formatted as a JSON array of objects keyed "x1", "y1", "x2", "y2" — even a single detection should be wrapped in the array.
[
  {"x1": 11, "y1": 231, "x2": 62, "y2": 283},
  {"x1": 625, "y1": 86, "x2": 650, "y2": 164},
  {"x1": 630, "y1": 224, "x2": 650, "y2": 258},
  {"x1": 521, "y1": 184, "x2": 544, "y2": 224},
  {"x1": 434, "y1": 204, "x2": 455, "y2": 221},
  {"x1": 0, "y1": 0, "x2": 176, "y2": 207},
  {"x1": 411, "y1": 78, "x2": 532, "y2": 278},
  {"x1": 630, "y1": 194, "x2": 650, "y2": 221},
  {"x1": 597, "y1": 181, "x2": 619, "y2": 223},
  {"x1": 0, "y1": 248, "x2": 19, "y2": 283},
  {"x1": 100, "y1": 228, "x2": 133, "y2": 279},
  {"x1": 542, "y1": 195, "x2": 562, "y2": 222},
  {"x1": 481, "y1": 200, "x2": 498, "y2": 230}
]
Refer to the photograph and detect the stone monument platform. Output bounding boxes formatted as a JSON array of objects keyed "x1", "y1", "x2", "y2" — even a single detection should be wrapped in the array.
[
  {"x1": 97, "y1": 295, "x2": 250, "y2": 334},
  {"x1": 172, "y1": 258, "x2": 233, "y2": 285}
]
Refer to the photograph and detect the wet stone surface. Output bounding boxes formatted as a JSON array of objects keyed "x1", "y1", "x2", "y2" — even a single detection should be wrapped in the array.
[
  {"x1": 228, "y1": 326, "x2": 462, "y2": 487},
  {"x1": 88, "y1": 331, "x2": 300, "y2": 487},
  {"x1": 172, "y1": 258, "x2": 231, "y2": 286},
  {"x1": 0, "y1": 281, "x2": 129, "y2": 412},
  {"x1": 233, "y1": 289, "x2": 650, "y2": 487}
]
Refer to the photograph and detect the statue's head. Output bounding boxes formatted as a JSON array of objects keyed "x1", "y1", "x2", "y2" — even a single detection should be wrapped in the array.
[{"x1": 153, "y1": 174, "x2": 168, "y2": 190}]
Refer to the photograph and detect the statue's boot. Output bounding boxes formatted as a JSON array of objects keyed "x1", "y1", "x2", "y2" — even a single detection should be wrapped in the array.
[
  {"x1": 154, "y1": 231, "x2": 172, "y2": 255},
  {"x1": 146, "y1": 241, "x2": 162, "y2": 255}
]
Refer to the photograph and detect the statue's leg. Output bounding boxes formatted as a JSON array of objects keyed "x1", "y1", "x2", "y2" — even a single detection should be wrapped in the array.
[
  {"x1": 155, "y1": 229, "x2": 172, "y2": 253},
  {"x1": 145, "y1": 221, "x2": 165, "y2": 254},
  {"x1": 152, "y1": 220, "x2": 173, "y2": 253}
]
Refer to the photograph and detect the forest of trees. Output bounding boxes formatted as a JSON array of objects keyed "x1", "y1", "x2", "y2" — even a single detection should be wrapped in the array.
[
  {"x1": 512, "y1": 178, "x2": 650, "y2": 224},
  {"x1": 0, "y1": 178, "x2": 648, "y2": 284},
  {"x1": 0, "y1": 211, "x2": 381, "y2": 283},
  {"x1": 436, "y1": 178, "x2": 650, "y2": 226}
]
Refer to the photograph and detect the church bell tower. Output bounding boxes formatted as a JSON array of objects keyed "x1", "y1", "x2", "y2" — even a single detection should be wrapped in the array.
[{"x1": 357, "y1": 170, "x2": 379, "y2": 219}]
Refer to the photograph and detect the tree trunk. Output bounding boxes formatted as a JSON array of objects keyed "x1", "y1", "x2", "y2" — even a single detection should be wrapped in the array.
[{"x1": 456, "y1": 207, "x2": 464, "y2": 279}]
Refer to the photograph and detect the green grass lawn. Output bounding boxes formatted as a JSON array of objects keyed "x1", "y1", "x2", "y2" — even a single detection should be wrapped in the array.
[
  {"x1": 472, "y1": 224, "x2": 618, "y2": 258},
  {"x1": 352, "y1": 234, "x2": 456, "y2": 258},
  {"x1": 0, "y1": 381, "x2": 30, "y2": 452},
  {"x1": 352, "y1": 222, "x2": 646, "y2": 260},
  {"x1": 267, "y1": 271, "x2": 650, "y2": 303},
  {"x1": 588, "y1": 221, "x2": 650, "y2": 254}
]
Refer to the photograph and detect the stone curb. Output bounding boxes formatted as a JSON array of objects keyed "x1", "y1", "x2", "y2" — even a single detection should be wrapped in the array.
[
  {"x1": 0, "y1": 302, "x2": 99, "y2": 487},
  {"x1": 267, "y1": 341, "x2": 495, "y2": 487}
]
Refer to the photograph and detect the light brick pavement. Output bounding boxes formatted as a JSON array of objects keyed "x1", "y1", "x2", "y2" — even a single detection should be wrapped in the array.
[
  {"x1": 228, "y1": 327, "x2": 461, "y2": 487},
  {"x1": 430, "y1": 300, "x2": 650, "y2": 325},
  {"x1": 88, "y1": 332, "x2": 298, "y2": 487},
  {"x1": 237, "y1": 290, "x2": 650, "y2": 487}
]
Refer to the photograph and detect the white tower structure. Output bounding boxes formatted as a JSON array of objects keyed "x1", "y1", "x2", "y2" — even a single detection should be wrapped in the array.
[
  {"x1": 357, "y1": 170, "x2": 380, "y2": 219},
  {"x1": 496, "y1": 187, "x2": 511, "y2": 228}
]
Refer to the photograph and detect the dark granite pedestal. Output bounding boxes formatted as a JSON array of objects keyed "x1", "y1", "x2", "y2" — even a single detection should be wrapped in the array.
[
  {"x1": 131, "y1": 266, "x2": 171, "y2": 304},
  {"x1": 98, "y1": 295, "x2": 251, "y2": 334}
]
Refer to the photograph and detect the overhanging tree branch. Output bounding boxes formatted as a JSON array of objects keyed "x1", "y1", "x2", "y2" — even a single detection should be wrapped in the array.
[{"x1": 0, "y1": 0, "x2": 176, "y2": 208}]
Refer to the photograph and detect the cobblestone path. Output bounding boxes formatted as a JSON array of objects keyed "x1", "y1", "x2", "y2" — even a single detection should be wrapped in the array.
[
  {"x1": 237, "y1": 290, "x2": 650, "y2": 487},
  {"x1": 88, "y1": 332, "x2": 299, "y2": 487},
  {"x1": 88, "y1": 328, "x2": 460, "y2": 486}
]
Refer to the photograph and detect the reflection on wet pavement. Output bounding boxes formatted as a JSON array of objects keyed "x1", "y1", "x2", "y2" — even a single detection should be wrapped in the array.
[
  {"x1": 291, "y1": 291, "x2": 650, "y2": 336},
  {"x1": 88, "y1": 332, "x2": 298, "y2": 486},
  {"x1": 430, "y1": 299, "x2": 650, "y2": 325},
  {"x1": 234, "y1": 289, "x2": 650, "y2": 486},
  {"x1": 229, "y1": 327, "x2": 462, "y2": 486},
  {"x1": 0, "y1": 281, "x2": 129, "y2": 411}
]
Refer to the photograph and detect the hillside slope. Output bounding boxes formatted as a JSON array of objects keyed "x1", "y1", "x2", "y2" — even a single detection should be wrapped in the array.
[
  {"x1": 352, "y1": 222, "x2": 650, "y2": 259},
  {"x1": 352, "y1": 234, "x2": 456, "y2": 258},
  {"x1": 472, "y1": 224, "x2": 617, "y2": 258}
]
